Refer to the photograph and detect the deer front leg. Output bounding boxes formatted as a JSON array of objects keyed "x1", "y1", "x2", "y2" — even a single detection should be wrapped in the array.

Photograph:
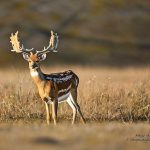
[
  {"x1": 52, "y1": 99, "x2": 58, "y2": 125},
  {"x1": 45, "y1": 102, "x2": 51, "y2": 125}
]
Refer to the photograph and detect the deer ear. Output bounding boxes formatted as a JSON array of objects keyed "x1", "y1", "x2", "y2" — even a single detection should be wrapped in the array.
[
  {"x1": 39, "y1": 53, "x2": 47, "y2": 61},
  {"x1": 22, "y1": 53, "x2": 29, "y2": 61}
]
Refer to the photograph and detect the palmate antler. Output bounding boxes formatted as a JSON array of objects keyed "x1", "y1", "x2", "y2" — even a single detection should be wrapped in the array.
[
  {"x1": 36, "y1": 30, "x2": 59, "y2": 55},
  {"x1": 10, "y1": 30, "x2": 59, "y2": 56},
  {"x1": 10, "y1": 31, "x2": 34, "y2": 53}
]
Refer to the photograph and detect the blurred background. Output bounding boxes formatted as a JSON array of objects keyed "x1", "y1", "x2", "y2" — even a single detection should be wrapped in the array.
[{"x1": 0, "y1": 0, "x2": 150, "y2": 67}]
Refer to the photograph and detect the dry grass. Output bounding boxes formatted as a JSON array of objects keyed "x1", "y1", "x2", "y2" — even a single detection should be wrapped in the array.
[
  {"x1": 0, "y1": 66, "x2": 150, "y2": 150},
  {"x1": 0, "y1": 66, "x2": 150, "y2": 123}
]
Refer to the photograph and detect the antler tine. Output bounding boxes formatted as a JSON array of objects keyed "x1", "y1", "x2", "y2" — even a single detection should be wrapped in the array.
[
  {"x1": 10, "y1": 31, "x2": 34, "y2": 53},
  {"x1": 36, "y1": 30, "x2": 59, "y2": 55}
]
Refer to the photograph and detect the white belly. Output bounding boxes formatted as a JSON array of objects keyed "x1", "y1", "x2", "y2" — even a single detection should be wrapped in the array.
[
  {"x1": 47, "y1": 92, "x2": 71, "y2": 104},
  {"x1": 58, "y1": 92, "x2": 70, "y2": 103}
]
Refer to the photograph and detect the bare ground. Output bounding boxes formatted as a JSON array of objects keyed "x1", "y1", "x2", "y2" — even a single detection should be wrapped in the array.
[{"x1": 0, "y1": 122, "x2": 150, "y2": 150}]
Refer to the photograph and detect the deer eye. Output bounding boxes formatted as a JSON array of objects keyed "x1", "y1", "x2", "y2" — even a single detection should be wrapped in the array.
[{"x1": 35, "y1": 61, "x2": 39, "y2": 63}]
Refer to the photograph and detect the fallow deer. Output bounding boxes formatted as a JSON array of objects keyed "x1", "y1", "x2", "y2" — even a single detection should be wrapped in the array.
[{"x1": 10, "y1": 31, "x2": 86, "y2": 125}]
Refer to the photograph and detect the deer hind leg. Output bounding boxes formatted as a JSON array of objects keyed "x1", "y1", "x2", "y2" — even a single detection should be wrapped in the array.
[
  {"x1": 67, "y1": 96, "x2": 77, "y2": 124},
  {"x1": 70, "y1": 89, "x2": 86, "y2": 124}
]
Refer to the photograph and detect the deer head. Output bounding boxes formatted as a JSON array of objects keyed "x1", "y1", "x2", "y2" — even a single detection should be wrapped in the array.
[{"x1": 10, "y1": 31, "x2": 59, "y2": 69}]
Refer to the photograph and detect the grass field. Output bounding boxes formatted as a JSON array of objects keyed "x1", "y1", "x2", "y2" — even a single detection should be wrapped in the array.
[
  {"x1": 0, "y1": 66, "x2": 150, "y2": 149},
  {"x1": 0, "y1": 66, "x2": 150, "y2": 122}
]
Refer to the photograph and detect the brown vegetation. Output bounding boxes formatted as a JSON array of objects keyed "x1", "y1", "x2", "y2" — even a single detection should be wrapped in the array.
[
  {"x1": 0, "y1": 66, "x2": 150, "y2": 123},
  {"x1": 0, "y1": 66, "x2": 150, "y2": 149}
]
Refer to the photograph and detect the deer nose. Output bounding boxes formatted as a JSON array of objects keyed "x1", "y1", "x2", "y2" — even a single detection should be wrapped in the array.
[{"x1": 32, "y1": 63, "x2": 38, "y2": 69}]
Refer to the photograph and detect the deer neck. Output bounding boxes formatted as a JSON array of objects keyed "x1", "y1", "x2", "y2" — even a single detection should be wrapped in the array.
[{"x1": 30, "y1": 67, "x2": 45, "y2": 86}]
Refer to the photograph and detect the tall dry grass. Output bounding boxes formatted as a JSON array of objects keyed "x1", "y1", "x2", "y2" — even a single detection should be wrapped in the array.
[{"x1": 0, "y1": 66, "x2": 150, "y2": 122}]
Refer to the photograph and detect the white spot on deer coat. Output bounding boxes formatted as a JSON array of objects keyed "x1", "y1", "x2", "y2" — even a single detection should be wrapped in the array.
[{"x1": 58, "y1": 85, "x2": 71, "y2": 94}]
